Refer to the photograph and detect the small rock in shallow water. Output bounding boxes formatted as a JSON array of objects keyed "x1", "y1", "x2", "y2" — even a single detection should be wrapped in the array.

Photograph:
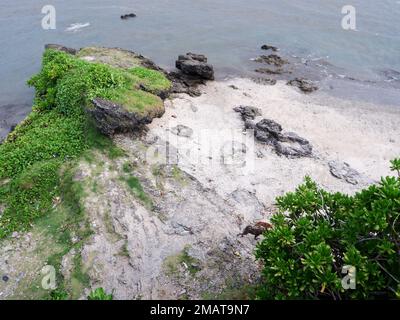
[
  {"x1": 287, "y1": 78, "x2": 318, "y2": 93},
  {"x1": 254, "y1": 54, "x2": 288, "y2": 67},
  {"x1": 261, "y1": 44, "x2": 278, "y2": 52},
  {"x1": 121, "y1": 13, "x2": 136, "y2": 19}
]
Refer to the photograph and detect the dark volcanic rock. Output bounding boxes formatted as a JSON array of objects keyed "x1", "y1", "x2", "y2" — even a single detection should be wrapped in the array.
[
  {"x1": 237, "y1": 115, "x2": 313, "y2": 158},
  {"x1": 256, "y1": 119, "x2": 282, "y2": 137},
  {"x1": 175, "y1": 53, "x2": 214, "y2": 80},
  {"x1": 121, "y1": 13, "x2": 136, "y2": 19},
  {"x1": 171, "y1": 125, "x2": 193, "y2": 138},
  {"x1": 168, "y1": 52, "x2": 215, "y2": 96},
  {"x1": 88, "y1": 98, "x2": 164, "y2": 136},
  {"x1": 287, "y1": 78, "x2": 318, "y2": 93},
  {"x1": 328, "y1": 161, "x2": 361, "y2": 185},
  {"x1": 261, "y1": 44, "x2": 278, "y2": 52},
  {"x1": 233, "y1": 106, "x2": 262, "y2": 121},
  {"x1": 45, "y1": 44, "x2": 77, "y2": 55}
]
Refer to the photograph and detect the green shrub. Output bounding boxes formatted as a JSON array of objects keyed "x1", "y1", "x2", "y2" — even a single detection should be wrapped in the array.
[
  {"x1": 87, "y1": 288, "x2": 113, "y2": 300},
  {"x1": 256, "y1": 159, "x2": 400, "y2": 300}
]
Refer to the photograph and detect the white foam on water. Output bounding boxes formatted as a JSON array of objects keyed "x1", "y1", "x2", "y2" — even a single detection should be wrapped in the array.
[{"x1": 65, "y1": 22, "x2": 90, "y2": 33}]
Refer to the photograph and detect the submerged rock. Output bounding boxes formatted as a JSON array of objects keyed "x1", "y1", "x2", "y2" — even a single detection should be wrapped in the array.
[
  {"x1": 328, "y1": 161, "x2": 361, "y2": 185},
  {"x1": 233, "y1": 106, "x2": 261, "y2": 121},
  {"x1": 254, "y1": 54, "x2": 288, "y2": 67},
  {"x1": 261, "y1": 44, "x2": 278, "y2": 52},
  {"x1": 287, "y1": 78, "x2": 318, "y2": 93},
  {"x1": 121, "y1": 13, "x2": 136, "y2": 19},
  {"x1": 88, "y1": 98, "x2": 164, "y2": 136},
  {"x1": 175, "y1": 53, "x2": 214, "y2": 80}
]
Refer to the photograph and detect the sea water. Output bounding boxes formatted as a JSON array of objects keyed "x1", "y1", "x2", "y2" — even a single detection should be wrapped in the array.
[{"x1": 1, "y1": 0, "x2": 399, "y2": 137}]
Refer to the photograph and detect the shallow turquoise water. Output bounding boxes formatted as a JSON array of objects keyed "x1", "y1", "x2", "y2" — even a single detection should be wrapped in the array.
[{"x1": 0, "y1": 0, "x2": 399, "y2": 131}]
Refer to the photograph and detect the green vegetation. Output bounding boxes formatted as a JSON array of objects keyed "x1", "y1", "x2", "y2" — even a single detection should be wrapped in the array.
[
  {"x1": 0, "y1": 48, "x2": 169, "y2": 239},
  {"x1": 87, "y1": 287, "x2": 114, "y2": 300},
  {"x1": 256, "y1": 159, "x2": 400, "y2": 300}
]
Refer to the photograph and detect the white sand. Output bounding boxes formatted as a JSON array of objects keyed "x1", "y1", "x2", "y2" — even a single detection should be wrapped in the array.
[{"x1": 149, "y1": 78, "x2": 400, "y2": 212}]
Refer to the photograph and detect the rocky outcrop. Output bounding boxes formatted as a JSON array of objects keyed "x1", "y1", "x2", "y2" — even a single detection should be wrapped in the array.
[
  {"x1": 233, "y1": 106, "x2": 261, "y2": 121},
  {"x1": 175, "y1": 53, "x2": 214, "y2": 80},
  {"x1": 45, "y1": 44, "x2": 77, "y2": 55},
  {"x1": 287, "y1": 78, "x2": 318, "y2": 93},
  {"x1": 254, "y1": 54, "x2": 288, "y2": 67},
  {"x1": 88, "y1": 98, "x2": 164, "y2": 136},
  {"x1": 168, "y1": 53, "x2": 215, "y2": 96}
]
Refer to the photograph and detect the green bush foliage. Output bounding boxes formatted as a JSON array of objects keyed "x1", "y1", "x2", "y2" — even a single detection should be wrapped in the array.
[{"x1": 256, "y1": 160, "x2": 400, "y2": 299}]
